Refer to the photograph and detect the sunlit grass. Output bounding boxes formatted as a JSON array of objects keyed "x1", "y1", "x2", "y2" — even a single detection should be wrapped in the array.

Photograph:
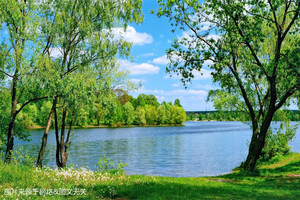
[{"x1": 0, "y1": 153, "x2": 299, "y2": 199}]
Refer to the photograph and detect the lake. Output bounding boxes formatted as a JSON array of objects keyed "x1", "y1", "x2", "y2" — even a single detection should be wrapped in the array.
[{"x1": 15, "y1": 121, "x2": 300, "y2": 177}]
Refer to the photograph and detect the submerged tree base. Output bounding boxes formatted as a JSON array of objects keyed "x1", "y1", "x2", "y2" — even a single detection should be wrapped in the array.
[{"x1": 0, "y1": 153, "x2": 299, "y2": 199}]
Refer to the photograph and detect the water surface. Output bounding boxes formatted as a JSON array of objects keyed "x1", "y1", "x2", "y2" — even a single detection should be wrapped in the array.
[{"x1": 16, "y1": 121, "x2": 300, "y2": 177}]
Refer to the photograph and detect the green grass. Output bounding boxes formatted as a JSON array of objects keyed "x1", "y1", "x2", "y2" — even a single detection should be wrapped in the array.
[{"x1": 0, "y1": 153, "x2": 299, "y2": 199}]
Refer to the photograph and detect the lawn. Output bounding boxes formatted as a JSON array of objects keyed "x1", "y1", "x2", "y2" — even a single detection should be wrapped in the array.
[{"x1": 0, "y1": 153, "x2": 299, "y2": 199}]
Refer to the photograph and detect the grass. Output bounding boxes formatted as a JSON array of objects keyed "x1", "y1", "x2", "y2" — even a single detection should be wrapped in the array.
[{"x1": 0, "y1": 153, "x2": 299, "y2": 199}]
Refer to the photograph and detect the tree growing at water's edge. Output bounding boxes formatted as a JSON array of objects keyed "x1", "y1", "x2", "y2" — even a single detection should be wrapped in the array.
[
  {"x1": 35, "y1": 0, "x2": 144, "y2": 168},
  {"x1": 154, "y1": 0, "x2": 299, "y2": 170},
  {"x1": 0, "y1": 0, "x2": 51, "y2": 163}
]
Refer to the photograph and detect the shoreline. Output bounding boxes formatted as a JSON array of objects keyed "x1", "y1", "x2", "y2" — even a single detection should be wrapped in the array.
[{"x1": 26, "y1": 123, "x2": 185, "y2": 130}]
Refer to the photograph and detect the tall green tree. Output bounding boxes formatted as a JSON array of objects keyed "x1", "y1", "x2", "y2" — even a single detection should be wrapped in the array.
[
  {"x1": 36, "y1": 0, "x2": 143, "y2": 168},
  {"x1": 174, "y1": 99, "x2": 182, "y2": 107},
  {"x1": 156, "y1": 0, "x2": 299, "y2": 170},
  {"x1": 123, "y1": 101, "x2": 135, "y2": 125},
  {"x1": 0, "y1": 0, "x2": 49, "y2": 162},
  {"x1": 135, "y1": 106, "x2": 146, "y2": 125}
]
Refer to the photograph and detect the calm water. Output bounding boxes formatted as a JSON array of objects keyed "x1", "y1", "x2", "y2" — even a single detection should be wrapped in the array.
[{"x1": 15, "y1": 121, "x2": 300, "y2": 177}]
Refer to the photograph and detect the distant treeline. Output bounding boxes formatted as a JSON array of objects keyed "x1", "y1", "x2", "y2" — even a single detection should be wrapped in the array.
[
  {"x1": 187, "y1": 110, "x2": 299, "y2": 121},
  {"x1": 0, "y1": 90, "x2": 186, "y2": 128}
]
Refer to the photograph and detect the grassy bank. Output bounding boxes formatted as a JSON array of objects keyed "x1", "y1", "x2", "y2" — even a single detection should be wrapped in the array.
[{"x1": 0, "y1": 153, "x2": 299, "y2": 199}]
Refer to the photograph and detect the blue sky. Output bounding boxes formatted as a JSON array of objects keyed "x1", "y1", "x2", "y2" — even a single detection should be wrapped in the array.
[{"x1": 118, "y1": 1, "x2": 216, "y2": 111}]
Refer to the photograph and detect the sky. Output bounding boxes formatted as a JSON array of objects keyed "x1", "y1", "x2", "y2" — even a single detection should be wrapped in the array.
[{"x1": 118, "y1": 1, "x2": 217, "y2": 111}]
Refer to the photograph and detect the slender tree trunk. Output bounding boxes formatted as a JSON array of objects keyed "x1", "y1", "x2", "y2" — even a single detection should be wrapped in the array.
[
  {"x1": 36, "y1": 97, "x2": 57, "y2": 167},
  {"x1": 5, "y1": 75, "x2": 18, "y2": 163},
  {"x1": 62, "y1": 113, "x2": 74, "y2": 167},
  {"x1": 55, "y1": 105, "x2": 69, "y2": 168},
  {"x1": 54, "y1": 104, "x2": 62, "y2": 168},
  {"x1": 59, "y1": 108, "x2": 67, "y2": 168},
  {"x1": 5, "y1": 115, "x2": 16, "y2": 163}
]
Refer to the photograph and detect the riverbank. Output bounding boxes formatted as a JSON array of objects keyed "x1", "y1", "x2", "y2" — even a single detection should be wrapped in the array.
[
  {"x1": 1, "y1": 153, "x2": 299, "y2": 199},
  {"x1": 26, "y1": 123, "x2": 185, "y2": 130}
]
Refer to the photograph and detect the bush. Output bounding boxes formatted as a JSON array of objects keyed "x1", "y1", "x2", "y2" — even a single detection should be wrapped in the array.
[
  {"x1": 96, "y1": 154, "x2": 127, "y2": 175},
  {"x1": 261, "y1": 121, "x2": 298, "y2": 161}
]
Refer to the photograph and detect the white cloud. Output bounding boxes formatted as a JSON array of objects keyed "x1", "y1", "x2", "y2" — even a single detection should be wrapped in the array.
[
  {"x1": 193, "y1": 84, "x2": 216, "y2": 90},
  {"x1": 152, "y1": 55, "x2": 169, "y2": 65},
  {"x1": 137, "y1": 53, "x2": 155, "y2": 58},
  {"x1": 165, "y1": 68, "x2": 212, "y2": 80},
  {"x1": 151, "y1": 54, "x2": 183, "y2": 66},
  {"x1": 170, "y1": 89, "x2": 207, "y2": 96},
  {"x1": 50, "y1": 48, "x2": 62, "y2": 58},
  {"x1": 178, "y1": 30, "x2": 220, "y2": 49},
  {"x1": 119, "y1": 60, "x2": 160, "y2": 75},
  {"x1": 171, "y1": 83, "x2": 180, "y2": 87},
  {"x1": 130, "y1": 78, "x2": 147, "y2": 84},
  {"x1": 111, "y1": 26, "x2": 153, "y2": 46},
  {"x1": 192, "y1": 68, "x2": 213, "y2": 79}
]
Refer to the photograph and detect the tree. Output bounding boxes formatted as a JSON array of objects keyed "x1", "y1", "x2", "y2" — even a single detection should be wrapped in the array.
[
  {"x1": 145, "y1": 105, "x2": 158, "y2": 125},
  {"x1": 114, "y1": 89, "x2": 131, "y2": 105},
  {"x1": 156, "y1": 0, "x2": 299, "y2": 170},
  {"x1": 123, "y1": 102, "x2": 135, "y2": 125},
  {"x1": 157, "y1": 104, "x2": 167, "y2": 124},
  {"x1": 173, "y1": 105, "x2": 186, "y2": 124},
  {"x1": 0, "y1": 0, "x2": 49, "y2": 162},
  {"x1": 135, "y1": 106, "x2": 146, "y2": 125},
  {"x1": 135, "y1": 94, "x2": 147, "y2": 108},
  {"x1": 174, "y1": 99, "x2": 182, "y2": 107},
  {"x1": 36, "y1": 0, "x2": 143, "y2": 168},
  {"x1": 145, "y1": 94, "x2": 160, "y2": 107}
]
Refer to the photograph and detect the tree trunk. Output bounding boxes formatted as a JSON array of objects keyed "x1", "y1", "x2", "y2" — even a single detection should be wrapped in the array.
[
  {"x1": 55, "y1": 106, "x2": 68, "y2": 168},
  {"x1": 59, "y1": 108, "x2": 67, "y2": 168},
  {"x1": 54, "y1": 104, "x2": 62, "y2": 168},
  {"x1": 36, "y1": 97, "x2": 57, "y2": 167},
  {"x1": 244, "y1": 114, "x2": 274, "y2": 171},
  {"x1": 5, "y1": 116, "x2": 16, "y2": 163},
  {"x1": 63, "y1": 113, "x2": 73, "y2": 166},
  {"x1": 5, "y1": 75, "x2": 18, "y2": 163}
]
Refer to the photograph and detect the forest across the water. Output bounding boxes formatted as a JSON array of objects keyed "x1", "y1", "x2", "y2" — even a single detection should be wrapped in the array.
[{"x1": 186, "y1": 110, "x2": 299, "y2": 122}]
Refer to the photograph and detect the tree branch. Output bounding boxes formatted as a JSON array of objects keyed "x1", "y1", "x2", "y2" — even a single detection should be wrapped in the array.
[
  {"x1": 230, "y1": 15, "x2": 270, "y2": 79},
  {"x1": 16, "y1": 96, "x2": 48, "y2": 115},
  {"x1": 268, "y1": 0, "x2": 281, "y2": 33},
  {"x1": 281, "y1": 7, "x2": 299, "y2": 41},
  {"x1": 0, "y1": 70, "x2": 14, "y2": 78},
  {"x1": 275, "y1": 84, "x2": 299, "y2": 111},
  {"x1": 256, "y1": 89, "x2": 270, "y2": 121}
]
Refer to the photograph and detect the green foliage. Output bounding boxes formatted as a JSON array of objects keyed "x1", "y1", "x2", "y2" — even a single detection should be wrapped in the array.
[
  {"x1": 96, "y1": 154, "x2": 127, "y2": 175},
  {"x1": 123, "y1": 102, "x2": 135, "y2": 125},
  {"x1": 10, "y1": 147, "x2": 36, "y2": 167},
  {"x1": 262, "y1": 121, "x2": 298, "y2": 161},
  {"x1": 135, "y1": 106, "x2": 147, "y2": 125},
  {"x1": 174, "y1": 99, "x2": 182, "y2": 107},
  {"x1": 155, "y1": 0, "x2": 300, "y2": 170}
]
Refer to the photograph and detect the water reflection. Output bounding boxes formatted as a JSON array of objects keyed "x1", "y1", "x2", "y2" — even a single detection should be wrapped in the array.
[{"x1": 15, "y1": 121, "x2": 300, "y2": 177}]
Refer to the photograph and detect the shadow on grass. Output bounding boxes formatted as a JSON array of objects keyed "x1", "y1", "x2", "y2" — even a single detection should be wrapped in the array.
[
  {"x1": 260, "y1": 161, "x2": 300, "y2": 175},
  {"x1": 91, "y1": 176, "x2": 300, "y2": 200}
]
